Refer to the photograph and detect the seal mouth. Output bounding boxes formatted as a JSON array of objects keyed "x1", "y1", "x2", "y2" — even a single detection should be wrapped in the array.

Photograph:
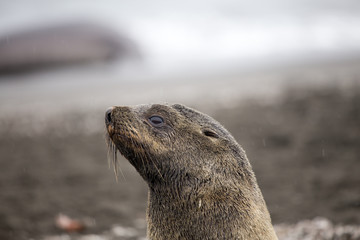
[
  {"x1": 105, "y1": 107, "x2": 115, "y2": 136},
  {"x1": 105, "y1": 128, "x2": 122, "y2": 180},
  {"x1": 106, "y1": 125, "x2": 115, "y2": 137}
]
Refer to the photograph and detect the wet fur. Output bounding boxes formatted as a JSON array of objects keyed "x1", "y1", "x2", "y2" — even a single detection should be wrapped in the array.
[{"x1": 105, "y1": 104, "x2": 278, "y2": 240}]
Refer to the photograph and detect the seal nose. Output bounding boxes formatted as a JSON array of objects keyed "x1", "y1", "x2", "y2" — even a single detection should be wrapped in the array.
[{"x1": 105, "y1": 107, "x2": 113, "y2": 124}]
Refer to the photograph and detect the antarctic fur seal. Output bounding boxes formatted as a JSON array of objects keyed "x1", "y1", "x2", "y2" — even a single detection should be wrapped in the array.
[{"x1": 105, "y1": 103, "x2": 278, "y2": 240}]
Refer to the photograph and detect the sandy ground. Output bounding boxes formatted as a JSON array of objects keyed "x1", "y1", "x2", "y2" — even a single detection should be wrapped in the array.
[{"x1": 0, "y1": 62, "x2": 360, "y2": 239}]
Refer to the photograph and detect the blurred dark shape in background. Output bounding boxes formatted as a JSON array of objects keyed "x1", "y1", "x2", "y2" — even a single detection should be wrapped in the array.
[{"x1": 0, "y1": 22, "x2": 140, "y2": 75}]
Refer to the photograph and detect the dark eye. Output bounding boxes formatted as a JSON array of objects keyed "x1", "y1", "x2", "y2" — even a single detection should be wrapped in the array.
[
  {"x1": 148, "y1": 116, "x2": 164, "y2": 127},
  {"x1": 203, "y1": 130, "x2": 219, "y2": 138}
]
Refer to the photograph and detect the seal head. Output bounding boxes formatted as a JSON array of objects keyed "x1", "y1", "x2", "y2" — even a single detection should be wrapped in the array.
[{"x1": 105, "y1": 103, "x2": 278, "y2": 240}]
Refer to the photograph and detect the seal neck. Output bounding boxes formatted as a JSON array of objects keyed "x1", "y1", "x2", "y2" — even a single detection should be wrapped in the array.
[{"x1": 146, "y1": 185, "x2": 278, "y2": 240}]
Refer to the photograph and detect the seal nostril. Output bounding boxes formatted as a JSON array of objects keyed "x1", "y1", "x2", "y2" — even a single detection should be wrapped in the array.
[
  {"x1": 107, "y1": 111, "x2": 112, "y2": 123},
  {"x1": 105, "y1": 107, "x2": 113, "y2": 124}
]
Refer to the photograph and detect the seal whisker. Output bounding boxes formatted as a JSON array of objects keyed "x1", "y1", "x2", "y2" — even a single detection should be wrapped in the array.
[
  {"x1": 105, "y1": 133, "x2": 113, "y2": 169},
  {"x1": 105, "y1": 132, "x2": 125, "y2": 182},
  {"x1": 113, "y1": 147, "x2": 126, "y2": 182},
  {"x1": 112, "y1": 146, "x2": 118, "y2": 181},
  {"x1": 107, "y1": 140, "x2": 114, "y2": 169}
]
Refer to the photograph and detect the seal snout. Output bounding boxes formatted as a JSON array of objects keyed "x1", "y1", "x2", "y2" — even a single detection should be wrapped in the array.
[{"x1": 105, "y1": 107, "x2": 114, "y2": 125}]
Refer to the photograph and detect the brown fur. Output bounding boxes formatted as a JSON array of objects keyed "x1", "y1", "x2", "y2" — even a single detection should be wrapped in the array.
[{"x1": 105, "y1": 104, "x2": 278, "y2": 240}]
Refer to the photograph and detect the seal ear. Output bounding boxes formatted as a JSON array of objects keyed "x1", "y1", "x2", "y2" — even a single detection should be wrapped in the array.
[{"x1": 202, "y1": 129, "x2": 219, "y2": 138}]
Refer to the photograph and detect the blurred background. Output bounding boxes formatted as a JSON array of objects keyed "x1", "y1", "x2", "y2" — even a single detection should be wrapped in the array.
[{"x1": 0, "y1": 0, "x2": 360, "y2": 239}]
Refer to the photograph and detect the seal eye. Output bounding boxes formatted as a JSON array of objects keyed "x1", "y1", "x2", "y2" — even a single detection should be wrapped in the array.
[
  {"x1": 203, "y1": 130, "x2": 219, "y2": 138},
  {"x1": 148, "y1": 116, "x2": 164, "y2": 127}
]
